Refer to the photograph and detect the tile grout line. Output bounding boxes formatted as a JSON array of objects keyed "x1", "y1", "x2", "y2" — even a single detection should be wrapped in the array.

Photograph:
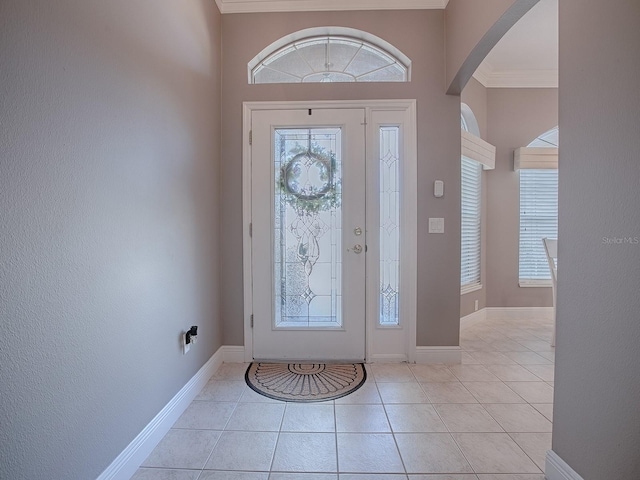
[
  {"x1": 381, "y1": 370, "x2": 410, "y2": 478},
  {"x1": 423, "y1": 375, "x2": 480, "y2": 477},
  {"x1": 267, "y1": 398, "x2": 288, "y2": 474},
  {"x1": 505, "y1": 430, "x2": 547, "y2": 475},
  {"x1": 333, "y1": 398, "x2": 339, "y2": 476},
  {"x1": 196, "y1": 374, "x2": 245, "y2": 476}
]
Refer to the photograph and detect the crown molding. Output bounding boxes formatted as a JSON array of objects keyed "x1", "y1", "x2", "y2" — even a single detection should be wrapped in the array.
[
  {"x1": 485, "y1": 69, "x2": 558, "y2": 88},
  {"x1": 473, "y1": 60, "x2": 558, "y2": 88},
  {"x1": 215, "y1": 0, "x2": 449, "y2": 14}
]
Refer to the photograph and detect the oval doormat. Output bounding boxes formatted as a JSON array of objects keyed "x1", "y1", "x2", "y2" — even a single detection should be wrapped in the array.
[{"x1": 245, "y1": 362, "x2": 366, "y2": 402}]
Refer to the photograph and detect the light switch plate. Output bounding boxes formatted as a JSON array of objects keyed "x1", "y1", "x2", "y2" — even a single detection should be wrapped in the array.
[
  {"x1": 429, "y1": 218, "x2": 444, "y2": 234},
  {"x1": 434, "y1": 180, "x2": 444, "y2": 197}
]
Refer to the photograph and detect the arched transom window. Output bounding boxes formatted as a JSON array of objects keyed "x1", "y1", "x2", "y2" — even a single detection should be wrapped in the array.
[
  {"x1": 528, "y1": 126, "x2": 559, "y2": 147},
  {"x1": 249, "y1": 28, "x2": 411, "y2": 84}
]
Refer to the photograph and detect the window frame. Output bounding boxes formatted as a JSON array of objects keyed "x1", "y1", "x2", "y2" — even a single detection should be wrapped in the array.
[
  {"x1": 461, "y1": 156, "x2": 483, "y2": 293},
  {"x1": 518, "y1": 127, "x2": 559, "y2": 287},
  {"x1": 460, "y1": 104, "x2": 483, "y2": 294},
  {"x1": 248, "y1": 27, "x2": 412, "y2": 85}
]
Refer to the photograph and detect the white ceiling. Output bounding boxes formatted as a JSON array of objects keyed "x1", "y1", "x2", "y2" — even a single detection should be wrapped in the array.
[
  {"x1": 474, "y1": 0, "x2": 558, "y2": 88},
  {"x1": 215, "y1": 0, "x2": 558, "y2": 88}
]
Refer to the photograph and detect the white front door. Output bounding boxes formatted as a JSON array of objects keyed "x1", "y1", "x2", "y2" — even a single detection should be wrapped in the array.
[
  {"x1": 251, "y1": 108, "x2": 366, "y2": 361},
  {"x1": 246, "y1": 101, "x2": 418, "y2": 364}
]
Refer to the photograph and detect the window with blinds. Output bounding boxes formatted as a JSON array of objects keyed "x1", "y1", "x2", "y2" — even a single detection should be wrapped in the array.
[
  {"x1": 519, "y1": 169, "x2": 558, "y2": 282},
  {"x1": 461, "y1": 157, "x2": 482, "y2": 290}
]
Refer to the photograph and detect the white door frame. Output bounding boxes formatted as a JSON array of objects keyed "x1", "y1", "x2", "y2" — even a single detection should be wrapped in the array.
[{"x1": 242, "y1": 100, "x2": 417, "y2": 363}]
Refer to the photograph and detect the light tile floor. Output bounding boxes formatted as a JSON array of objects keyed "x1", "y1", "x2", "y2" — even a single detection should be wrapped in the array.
[{"x1": 133, "y1": 315, "x2": 554, "y2": 480}]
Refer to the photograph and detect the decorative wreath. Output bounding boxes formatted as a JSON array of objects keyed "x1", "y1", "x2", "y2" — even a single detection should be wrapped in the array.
[{"x1": 279, "y1": 145, "x2": 341, "y2": 216}]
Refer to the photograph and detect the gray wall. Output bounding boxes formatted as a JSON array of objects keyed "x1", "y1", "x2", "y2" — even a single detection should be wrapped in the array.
[
  {"x1": 0, "y1": 1, "x2": 222, "y2": 479},
  {"x1": 460, "y1": 77, "x2": 488, "y2": 317},
  {"x1": 552, "y1": 1, "x2": 640, "y2": 478},
  {"x1": 220, "y1": 10, "x2": 462, "y2": 347},
  {"x1": 462, "y1": 78, "x2": 488, "y2": 139},
  {"x1": 485, "y1": 88, "x2": 557, "y2": 307}
]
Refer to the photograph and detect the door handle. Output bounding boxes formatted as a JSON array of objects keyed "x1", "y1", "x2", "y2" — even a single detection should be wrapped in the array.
[{"x1": 352, "y1": 244, "x2": 363, "y2": 254}]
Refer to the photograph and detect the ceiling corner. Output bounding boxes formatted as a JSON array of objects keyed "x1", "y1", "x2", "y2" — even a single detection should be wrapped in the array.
[{"x1": 471, "y1": 61, "x2": 492, "y2": 88}]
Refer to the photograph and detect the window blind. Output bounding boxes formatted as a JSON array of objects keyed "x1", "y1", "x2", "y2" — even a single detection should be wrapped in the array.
[
  {"x1": 519, "y1": 169, "x2": 558, "y2": 281},
  {"x1": 461, "y1": 157, "x2": 482, "y2": 288}
]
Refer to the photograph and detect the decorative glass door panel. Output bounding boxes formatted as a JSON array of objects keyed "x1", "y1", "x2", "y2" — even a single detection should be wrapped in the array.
[
  {"x1": 274, "y1": 128, "x2": 343, "y2": 328},
  {"x1": 251, "y1": 109, "x2": 366, "y2": 361},
  {"x1": 379, "y1": 127, "x2": 400, "y2": 326}
]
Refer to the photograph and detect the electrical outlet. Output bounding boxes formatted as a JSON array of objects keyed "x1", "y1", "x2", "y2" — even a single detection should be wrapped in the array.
[
  {"x1": 182, "y1": 333, "x2": 191, "y2": 354},
  {"x1": 474, "y1": 300, "x2": 479, "y2": 311}
]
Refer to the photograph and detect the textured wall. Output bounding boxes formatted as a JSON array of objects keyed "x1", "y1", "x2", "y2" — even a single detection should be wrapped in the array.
[
  {"x1": 460, "y1": 77, "x2": 488, "y2": 317},
  {"x1": 220, "y1": 10, "x2": 462, "y2": 347},
  {"x1": 485, "y1": 88, "x2": 558, "y2": 308},
  {"x1": 0, "y1": 1, "x2": 222, "y2": 479},
  {"x1": 552, "y1": 1, "x2": 640, "y2": 478}
]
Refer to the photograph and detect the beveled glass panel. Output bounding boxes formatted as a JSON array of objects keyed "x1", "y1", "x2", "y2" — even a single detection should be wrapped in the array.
[
  {"x1": 303, "y1": 72, "x2": 356, "y2": 83},
  {"x1": 323, "y1": 40, "x2": 361, "y2": 71},
  {"x1": 263, "y1": 48, "x2": 313, "y2": 78},
  {"x1": 379, "y1": 127, "x2": 400, "y2": 326},
  {"x1": 252, "y1": 36, "x2": 408, "y2": 84},
  {"x1": 254, "y1": 67, "x2": 300, "y2": 84},
  {"x1": 358, "y1": 64, "x2": 405, "y2": 82},
  {"x1": 295, "y1": 41, "x2": 331, "y2": 72},
  {"x1": 344, "y1": 45, "x2": 393, "y2": 77},
  {"x1": 274, "y1": 128, "x2": 343, "y2": 328}
]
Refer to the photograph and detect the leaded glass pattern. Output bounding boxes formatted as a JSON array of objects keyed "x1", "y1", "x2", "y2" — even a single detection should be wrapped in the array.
[
  {"x1": 379, "y1": 127, "x2": 400, "y2": 326},
  {"x1": 274, "y1": 128, "x2": 342, "y2": 328},
  {"x1": 252, "y1": 36, "x2": 408, "y2": 84}
]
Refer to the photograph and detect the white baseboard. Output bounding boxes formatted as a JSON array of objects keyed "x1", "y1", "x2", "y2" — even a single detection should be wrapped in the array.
[
  {"x1": 546, "y1": 450, "x2": 584, "y2": 480},
  {"x1": 460, "y1": 308, "x2": 487, "y2": 328},
  {"x1": 485, "y1": 306, "x2": 554, "y2": 321},
  {"x1": 97, "y1": 347, "x2": 225, "y2": 480},
  {"x1": 415, "y1": 346, "x2": 461, "y2": 364},
  {"x1": 222, "y1": 345, "x2": 246, "y2": 363}
]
